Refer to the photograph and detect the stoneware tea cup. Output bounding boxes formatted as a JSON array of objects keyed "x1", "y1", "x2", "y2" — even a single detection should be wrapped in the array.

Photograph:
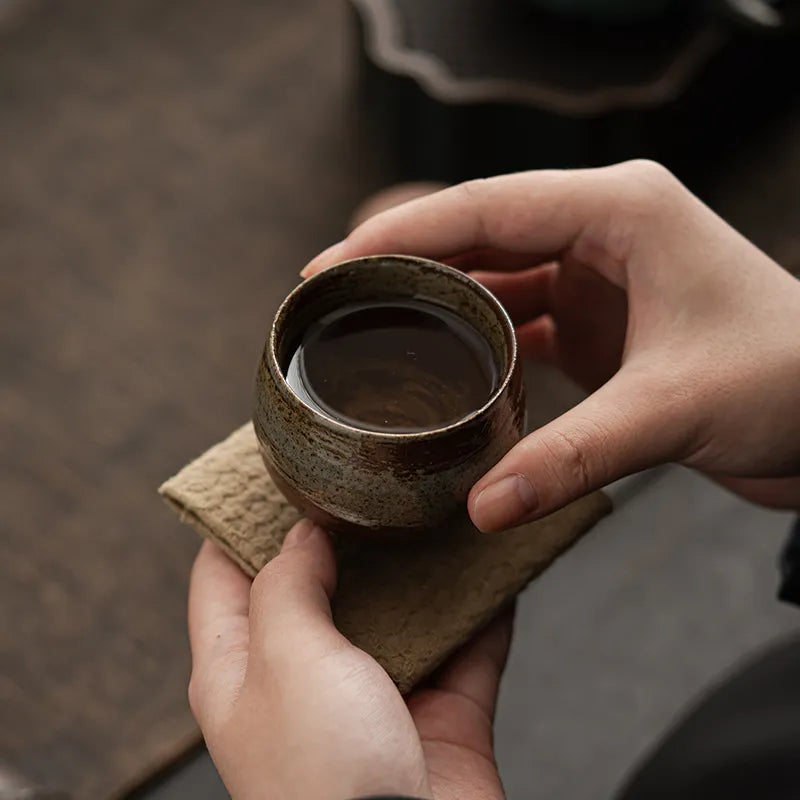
[{"x1": 253, "y1": 255, "x2": 525, "y2": 535}]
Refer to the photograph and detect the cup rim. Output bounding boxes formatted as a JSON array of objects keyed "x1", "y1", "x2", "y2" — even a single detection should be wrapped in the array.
[{"x1": 266, "y1": 254, "x2": 518, "y2": 441}]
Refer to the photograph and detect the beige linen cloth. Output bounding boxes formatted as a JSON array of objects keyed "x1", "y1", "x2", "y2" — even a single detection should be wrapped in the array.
[{"x1": 160, "y1": 423, "x2": 610, "y2": 694}]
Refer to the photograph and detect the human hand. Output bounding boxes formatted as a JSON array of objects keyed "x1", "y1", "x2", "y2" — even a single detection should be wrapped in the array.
[
  {"x1": 188, "y1": 520, "x2": 512, "y2": 800},
  {"x1": 303, "y1": 161, "x2": 800, "y2": 527}
]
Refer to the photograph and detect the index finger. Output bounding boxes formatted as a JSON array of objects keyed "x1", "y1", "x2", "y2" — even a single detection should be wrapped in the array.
[
  {"x1": 301, "y1": 164, "x2": 631, "y2": 279},
  {"x1": 187, "y1": 541, "x2": 251, "y2": 725}
]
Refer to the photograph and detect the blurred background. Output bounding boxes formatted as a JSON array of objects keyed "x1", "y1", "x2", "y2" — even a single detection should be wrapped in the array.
[{"x1": 0, "y1": 0, "x2": 798, "y2": 798}]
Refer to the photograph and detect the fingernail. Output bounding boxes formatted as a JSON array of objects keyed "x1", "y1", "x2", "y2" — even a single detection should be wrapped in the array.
[
  {"x1": 471, "y1": 473, "x2": 538, "y2": 532},
  {"x1": 282, "y1": 519, "x2": 321, "y2": 550},
  {"x1": 300, "y1": 240, "x2": 346, "y2": 278}
]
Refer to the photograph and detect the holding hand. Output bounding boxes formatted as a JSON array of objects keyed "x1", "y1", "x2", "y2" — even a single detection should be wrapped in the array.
[
  {"x1": 188, "y1": 161, "x2": 800, "y2": 799},
  {"x1": 303, "y1": 161, "x2": 800, "y2": 527},
  {"x1": 189, "y1": 521, "x2": 513, "y2": 800}
]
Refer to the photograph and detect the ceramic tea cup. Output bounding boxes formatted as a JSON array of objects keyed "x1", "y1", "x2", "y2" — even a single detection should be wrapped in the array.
[{"x1": 253, "y1": 255, "x2": 525, "y2": 535}]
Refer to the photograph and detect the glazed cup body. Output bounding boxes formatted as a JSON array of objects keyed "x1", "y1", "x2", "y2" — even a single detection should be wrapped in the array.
[{"x1": 254, "y1": 255, "x2": 525, "y2": 535}]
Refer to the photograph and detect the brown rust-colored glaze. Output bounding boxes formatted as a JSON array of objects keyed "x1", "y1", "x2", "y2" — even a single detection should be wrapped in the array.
[{"x1": 253, "y1": 255, "x2": 525, "y2": 535}]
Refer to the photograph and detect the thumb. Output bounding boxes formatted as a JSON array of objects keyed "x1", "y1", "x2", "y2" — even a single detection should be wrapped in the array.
[
  {"x1": 468, "y1": 369, "x2": 691, "y2": 531},
  {"x1": 248, "y1": 519, "x2": 339, "y2": 648}
]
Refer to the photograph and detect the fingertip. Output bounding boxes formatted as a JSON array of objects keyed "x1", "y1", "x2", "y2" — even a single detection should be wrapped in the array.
[
  {"x1": 473, "y1": 604, "x2": 516, "y2": 670},
  {"x1": 300, "y1": 240, "x2": 347, "y2": 277},
  {"x1": 516, "y1": 316, "x2": 558, "y2": 364},
  {"x1": 469, "y1": 473, "x2": 539, "y2": 533},
  {"x1": 467, "y1": 478, "x2": 492, "y2": 530},
  {"x1": 466, "y1": 269, "x2": 491, "y2": 282},
  {"x1": 275, "y1": 518, "x2": 337, "y2": 598},
  {"x1": 281, "y1": 518, "x2": 333, "y2": 556},
  {"x1": 194, "y1": 537, "x2": 219, "y2": 565},
  {"x1": 191, "y1": 539, "x2": 215, "y2": 574},
  {"x1": 281, "y1": 518, "x2": 317, "y2": 550},
  {"x1": 195, "y1": 537, "x2": 228, "y2": 564},
  {"x1": 191, "y1": 539, "x2": 251, "y2": 593}
]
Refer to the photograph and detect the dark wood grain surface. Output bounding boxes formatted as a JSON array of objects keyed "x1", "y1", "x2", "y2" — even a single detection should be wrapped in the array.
[
  {"x1": 0, "y1": 0, "x2": 372, "y2": 797},
  {"x1": 0, "y1": 0, "x2": 797, "y2": 798}
]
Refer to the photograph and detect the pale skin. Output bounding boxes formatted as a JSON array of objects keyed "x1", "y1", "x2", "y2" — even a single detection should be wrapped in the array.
[
  {"x1": 190, "y1": 160, "x2": 800, "y2": 799},
  {"x1": 189, "y1": 525, "x2": 512, "y2": 800}
]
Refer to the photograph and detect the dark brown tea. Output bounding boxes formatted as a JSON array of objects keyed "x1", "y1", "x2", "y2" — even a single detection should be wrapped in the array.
[{"x1": 284, "y1": 299, "x2": 499, "y2": 432}]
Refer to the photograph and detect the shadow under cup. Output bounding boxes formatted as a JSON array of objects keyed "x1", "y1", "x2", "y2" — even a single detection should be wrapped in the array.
[{"x1": 254, "y1": 255, "x2": 526, "y2": 536}]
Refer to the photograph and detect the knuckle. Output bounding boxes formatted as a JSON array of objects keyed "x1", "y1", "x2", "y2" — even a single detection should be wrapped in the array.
[
  {"x1": 622, "y1": 158, "x2": 673, "y2": 181},
  {"x1": 555, "y1": 429, "x2": 593, "y2": 495},
  {"x1": 574, "y1": 160, "x2": 684, "y2": 268},
  {"x1": 458, "y1": 177, "x2": 490, "y2": 201},
  {"x1": 456, "y1": 178, "x2": 492, "y2": 246},
  {"x1": 614, "y1": 159, "x2": 682, "y2": 212},
  {"x1": 541, "y1": 423, "x2": 605, "y2": 497}
]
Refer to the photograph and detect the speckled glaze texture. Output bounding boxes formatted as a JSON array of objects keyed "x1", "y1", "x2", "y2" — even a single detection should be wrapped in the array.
[{"x1": 253, "y1": 255, "x2": 525, "y2": 535}]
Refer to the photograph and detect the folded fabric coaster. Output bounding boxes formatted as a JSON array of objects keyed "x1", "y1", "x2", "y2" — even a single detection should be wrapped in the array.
[{"x1": 160, "y1": 423, "x2": 611, "y2": 694}]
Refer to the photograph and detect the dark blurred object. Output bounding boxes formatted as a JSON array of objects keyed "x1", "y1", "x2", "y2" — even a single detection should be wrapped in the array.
[
  {"x1": 350, "y1": 0, "x2": 800, "y2": 183},
  {"x1": 0, "y1": 761, "x2": 69, "y2": 800},
  {"x1": 711, "y1": 0, "x2": 800, "y2": 32},
  {"x1": 520, "y1": 0, "x2": 681, "y2": 24},
  {"x1": 521, "y1": 0, "x2": 799, "y2": 30},
  {"x1": 616, "y1": 633, "x2": 800, "y2": 800},
  {"x1": 778, "y1": 517, "x2": 800, "y2": 606}
]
